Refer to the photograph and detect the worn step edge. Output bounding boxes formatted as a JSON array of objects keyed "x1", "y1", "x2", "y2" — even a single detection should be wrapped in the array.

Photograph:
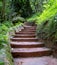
[
  {"x1": 19, "y1": 31, "x2": 36, "y2": 33},
  {"x1": 11, "y1": 38, "x2": 38, "y2": 42},
  {"x1": 10, "y1": 42, "x2": 44, "y2": 48},
  {"x1": 11, "y1": 48, "x2": 52, "y2": 57},
  {"x1": 15, "y1": 32, "x2": 35, "y2": 34},
  {"x1": 22, "y1": 29, "x2": 36, "y2": 31},
  {"x1": 13, "y1": 34, "x2": 36, "y2": 38}
]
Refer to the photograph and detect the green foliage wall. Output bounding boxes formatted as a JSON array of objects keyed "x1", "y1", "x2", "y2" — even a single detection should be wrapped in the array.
[
  {"x1": 11, "y1": 0, "x2": 32, "y2": 18},
  {"x1": 37, "y1": 0, "x2": 57, "y2": 24},
  {"x1": 30, "y1": 0, "x2": 44, "y2": 13},
  {"x1": 37, "y1": 0, "x2": 57, "y2": 43}
]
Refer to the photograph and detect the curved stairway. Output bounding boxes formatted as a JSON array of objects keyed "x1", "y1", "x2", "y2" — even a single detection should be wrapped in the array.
[{"x1": 10, "y1": 24, "x2": 52, "y2": 65}]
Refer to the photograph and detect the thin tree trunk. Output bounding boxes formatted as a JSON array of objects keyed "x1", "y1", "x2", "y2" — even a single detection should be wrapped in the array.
[{"x1": 2, "y1": 0, "x2": 5, "y2": 21}]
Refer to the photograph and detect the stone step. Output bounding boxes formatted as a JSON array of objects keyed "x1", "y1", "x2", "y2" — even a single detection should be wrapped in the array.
[
  {"x1": 13, "y1": 34, "x2": 36, "y2": 38},
  {"x1": 11, "y1": 47, "x2": 52, "y2": 57},
  {"x1": 11, "y1": 42, "x2": 44, "y2": 48},
  {"x1": 24, "y1": 28, "x2": 36, "y2": 30},
  {"x1": 20, "y1": 30, "x2": 36, "y2": 33},
  {"x1": 19, "y1": 30, "x2": 35, "y2": 33},
  {"x1": 14, "y1": 34, "x2": 36, "y2": 36},
  {"x1": 23, "y1": 28, "x2": 36, "y2": 30},
  {"x1": 11, "y1": 38, "x2": 38, "y2": 42},
  {"x1": 24, "y1": 22, "x2": 36, "y2": 26},
  {"x1": 15, "y1": 32, "x2": 35, "y2": 34},
  {"x1": 24, "y1": 26, "x2": 36, "y2": 28},
  {"x1": 22, "y1": 29, "x2": 36, "y2": 31}
]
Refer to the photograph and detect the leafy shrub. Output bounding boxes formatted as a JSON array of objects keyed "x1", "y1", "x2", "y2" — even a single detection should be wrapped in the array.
[
  {"x1": 0, "y1": 49, "x2": 14, "y2": 65},
  {"x1": 37, "y1": 16, "x2": 57, "y2": 43},
  {"x1": 0, "y1": 60, "x2": 4, "y2": 65},
  {"x1": 3, "y1": 21, "x2": 13, "y2": 28},
  {"x1": 36, "y1": 0, "x2": 57, "y2": 24},
  {"x1": 36, "y1": 0, "x2": 57, "y2": 43},
  {"x1": 0, "y1": 24, "x2": 8, "y2": 34}
]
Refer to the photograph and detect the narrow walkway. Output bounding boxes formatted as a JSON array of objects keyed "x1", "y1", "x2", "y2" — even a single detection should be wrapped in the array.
[{"x1": 10, "y1": 23, "x2": 53, "y2": 65}]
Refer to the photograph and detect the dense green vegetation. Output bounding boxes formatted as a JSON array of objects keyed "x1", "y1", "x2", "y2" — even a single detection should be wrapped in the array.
[
  {"x1": 0, "y1": 0, "x2": 57, "y2": 65},
  {"x1": 36, "y1": 0, "x2": 57, "y2": 43},
  {"x1": 27, "y1": 0, "x2": 57, "y2": 43}
]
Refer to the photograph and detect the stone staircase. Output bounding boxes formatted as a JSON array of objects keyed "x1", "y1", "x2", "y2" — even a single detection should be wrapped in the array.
[
  {"x1": 10, "y1": 24, "x2": 52, "y2": 65},
  {"x1": 11, "y1": 26, "x2": 51, "y2": 58}
]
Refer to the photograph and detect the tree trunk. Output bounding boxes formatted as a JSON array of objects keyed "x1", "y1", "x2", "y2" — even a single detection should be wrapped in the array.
[{"x1": 2, "y1": 0, "x2": 5, "y2": 21}]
